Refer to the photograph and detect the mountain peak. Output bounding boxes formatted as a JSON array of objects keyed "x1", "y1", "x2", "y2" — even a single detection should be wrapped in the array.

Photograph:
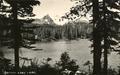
[
  {"x1": 32, "y1": 14, "x2": 55, "y2": 25},
  {"x1": 42, "y1": 14, "x2": 55, "y2": 24}
]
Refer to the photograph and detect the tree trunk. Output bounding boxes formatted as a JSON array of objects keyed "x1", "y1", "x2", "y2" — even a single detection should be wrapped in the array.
[
  {"x1": 12, "y1": 1, "x2": 20, "y2": 74},
  {"x1": 92, "y1": 0, "x2": 102, "y2": 75},
  {"x1": 103, "y1": 37, "x2": 108, "y2": 75},
  {"x1": 93, "y1": 31, "x2": 102, "y2": 75},
  {"x1": 103, "y1": 0, "x2": 108, "y2": 74}
]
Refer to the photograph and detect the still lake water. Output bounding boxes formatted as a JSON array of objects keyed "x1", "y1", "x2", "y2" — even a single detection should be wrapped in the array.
[{"x1": 1, "y1": 39, "x2": 120, "y2": 68}]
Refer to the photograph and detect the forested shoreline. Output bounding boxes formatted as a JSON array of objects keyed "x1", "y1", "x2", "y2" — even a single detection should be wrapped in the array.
[{"x1": 22, "y1": 22, "x2": 92, "y2": 42}]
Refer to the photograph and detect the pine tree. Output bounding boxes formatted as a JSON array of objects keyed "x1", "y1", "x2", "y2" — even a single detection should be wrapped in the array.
[
  {"x1": 62, "y1": 0, "x2": 120, "y2": 75},
  {"x1": 0, "y1": 0, "x2": 40, "y2": 74}
]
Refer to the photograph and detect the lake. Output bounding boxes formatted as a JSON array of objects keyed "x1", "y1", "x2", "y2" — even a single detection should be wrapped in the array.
[{"x1": 1, "y1": 39, "x2": 120, "y2": 68}]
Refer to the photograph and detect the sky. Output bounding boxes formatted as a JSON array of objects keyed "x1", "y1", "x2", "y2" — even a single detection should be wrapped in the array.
[{"x1": 33, "y1": 0, "x2": 75, "y2": 24}]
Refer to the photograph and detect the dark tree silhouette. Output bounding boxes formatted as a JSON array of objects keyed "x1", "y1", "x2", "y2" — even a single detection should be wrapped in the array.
[
  {"x1": 0, "y1": 0, "x2": 40, "y2": 74},
  {"x1": 102, "y1": 0, "x2": 120, "y2": 75},
  {"x1": 56, "y1": 52, "x2": 79, "y2": 73},
  {"x1": 62, "y1": 0, "x2": 120, "y2": 75},
  {"x1": 62, "y1": 0, "x2": 102, "y2": 75},
  {"x1": 92, "y1": 0, "x2": 102, "y2": 75}
]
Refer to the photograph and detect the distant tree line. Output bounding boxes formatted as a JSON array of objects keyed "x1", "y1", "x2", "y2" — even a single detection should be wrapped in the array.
[{"x1": 22, "y1": 22, "x2": 92, "y2": 41}]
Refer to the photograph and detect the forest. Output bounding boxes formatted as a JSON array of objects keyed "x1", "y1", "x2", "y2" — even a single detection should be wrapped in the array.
[{"x1": 22, "y1": 21, "x2": 92, "y2": 42}]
